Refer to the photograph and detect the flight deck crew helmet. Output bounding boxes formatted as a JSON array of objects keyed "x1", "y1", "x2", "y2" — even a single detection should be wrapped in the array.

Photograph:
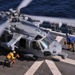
[{"x1": 13, "y1": 51, "x2": 16, "y2": 54}]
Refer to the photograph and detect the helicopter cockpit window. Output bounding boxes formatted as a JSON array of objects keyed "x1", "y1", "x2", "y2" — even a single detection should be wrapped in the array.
[
  {"x1": 40, "y1": 33, "x2": 55, "y2": 50},
  {"x1": 40, "y1": 39, "x2": 49, "y2": 50},
  {"x1": 34, "y1": 35, "x2": 42, "y2": 40},
  {"x1": 32, "y1": 41, "x2": 41, "y2": 50}
]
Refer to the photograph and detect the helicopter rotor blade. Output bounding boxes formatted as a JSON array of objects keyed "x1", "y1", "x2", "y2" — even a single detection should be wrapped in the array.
[
  {"x1": 0, "y1": 20, "x2": 10, "y2": 37},
  {"x1": 17, "y1": 0, "x2": 32, "y2": 12},
  {"x1": 26, "y1": 15, "x2": 75, "y2": 26}
]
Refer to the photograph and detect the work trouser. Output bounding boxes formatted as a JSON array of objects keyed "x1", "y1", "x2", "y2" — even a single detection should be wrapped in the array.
[
  {"x1": 3, "y1": 58, "x2": 15, "y2": 68},
  {"x1": 6, "y1": 57, "x2": 16, "y2": 65}
]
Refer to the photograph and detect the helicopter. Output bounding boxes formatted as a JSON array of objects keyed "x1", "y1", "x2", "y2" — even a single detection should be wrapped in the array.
[{"x1": 0, "y1": 0, "x2": 71, "y2": 59}]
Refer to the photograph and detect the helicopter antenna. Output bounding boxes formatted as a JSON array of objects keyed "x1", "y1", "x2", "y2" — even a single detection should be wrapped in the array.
[{"x1": 17, "y1": 0, "x2": 32, "y2": 12}]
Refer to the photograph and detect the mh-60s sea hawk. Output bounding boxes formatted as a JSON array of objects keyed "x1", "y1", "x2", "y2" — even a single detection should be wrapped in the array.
[{"x1": 0, "y1": 0, "x2": 71, "y2": 59}]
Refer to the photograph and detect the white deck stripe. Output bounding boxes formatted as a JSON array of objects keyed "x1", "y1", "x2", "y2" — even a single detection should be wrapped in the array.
[
  {"x1": 45, "y1": 60, "x2": 62, "y2": 75},
  {"x1": 55, "y1": 36, "x2": 63, "y2": 42},
  {"x1": 61, "y1": 58, "x2": 75, "y2": 65},
  {"x1": 52, "y1": 56, "x2": 75, "y2": 65},
  {"x1": 24, "y1": 61, "x2": 44, "y2": 75}
]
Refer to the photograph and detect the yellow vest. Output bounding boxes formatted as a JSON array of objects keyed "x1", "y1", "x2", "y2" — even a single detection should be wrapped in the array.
[{"x1": 6, "y1": 52, "x2": 15, "y2": 59}]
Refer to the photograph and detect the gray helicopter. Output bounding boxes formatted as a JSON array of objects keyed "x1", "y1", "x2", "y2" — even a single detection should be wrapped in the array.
[{"x1": 0, "y1": 0, "x2": 68, "y2": 59}]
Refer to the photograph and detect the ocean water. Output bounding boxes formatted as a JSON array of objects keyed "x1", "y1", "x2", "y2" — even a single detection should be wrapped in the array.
[{"x1": 0, "y1": 0, "x2": 75, "y2": 19}]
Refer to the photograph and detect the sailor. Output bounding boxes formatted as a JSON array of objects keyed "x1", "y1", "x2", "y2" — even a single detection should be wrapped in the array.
[
  {"x1": 3, "y1": 51, "x2": 20, "y2": 67},
  {"x1": 66, "y1": 33, "x2": 75, "y2": 52}
]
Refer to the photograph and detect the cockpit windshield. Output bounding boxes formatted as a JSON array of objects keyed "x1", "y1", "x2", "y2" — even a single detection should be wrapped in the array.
[{"x1": 40, "y1": 32, "x2": 55, "y2": 49}]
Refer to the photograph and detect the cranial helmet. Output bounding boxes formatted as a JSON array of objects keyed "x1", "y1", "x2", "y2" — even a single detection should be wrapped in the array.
[{"x1": 13, "y1": 51, "x2": 16, "y2": 54}]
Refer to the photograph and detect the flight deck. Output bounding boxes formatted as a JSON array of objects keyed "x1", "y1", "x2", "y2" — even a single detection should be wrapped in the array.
[
  {"x1": 0, "y1": 35, "x2": 75, "y2": 75},
  {"x1": 0, "y1": 0, "x2": 75, "y2": 75}
]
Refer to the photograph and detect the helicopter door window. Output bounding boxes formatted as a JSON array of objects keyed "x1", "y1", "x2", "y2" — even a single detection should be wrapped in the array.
[
  {"x1": 20, "y1": 38, "x2": 26, "y2": 48},
  {"x1": 0, "y1": 34, "x2": 6, "y2": 42},
  {"x1": 32, "y1": 41, "x2": 41, "y2": 50}
]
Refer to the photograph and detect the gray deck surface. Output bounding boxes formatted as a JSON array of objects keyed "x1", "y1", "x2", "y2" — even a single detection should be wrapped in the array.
[{"x1": 0, "y1": 35, "x2": 75, "y2": 75}]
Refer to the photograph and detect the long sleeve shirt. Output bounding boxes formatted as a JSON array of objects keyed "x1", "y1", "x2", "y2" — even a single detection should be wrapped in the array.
[{"x1": 67, "y1": 36, "x2": 75, "y2": 43}]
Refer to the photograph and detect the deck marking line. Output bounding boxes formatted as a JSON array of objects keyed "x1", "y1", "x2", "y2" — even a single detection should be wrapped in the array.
[
  {"x1": 24, "y1": 61, "x2": 44, "y2": 75},
  {"x1": 61, "y1": 58, "x2": 75, "y2": 65},
  {"x1": 45, "y1": 60, "x2": 62, "y2": 75},
  {"x1": 52, "y1": 56, "x2": 75, "y2": 65}
]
